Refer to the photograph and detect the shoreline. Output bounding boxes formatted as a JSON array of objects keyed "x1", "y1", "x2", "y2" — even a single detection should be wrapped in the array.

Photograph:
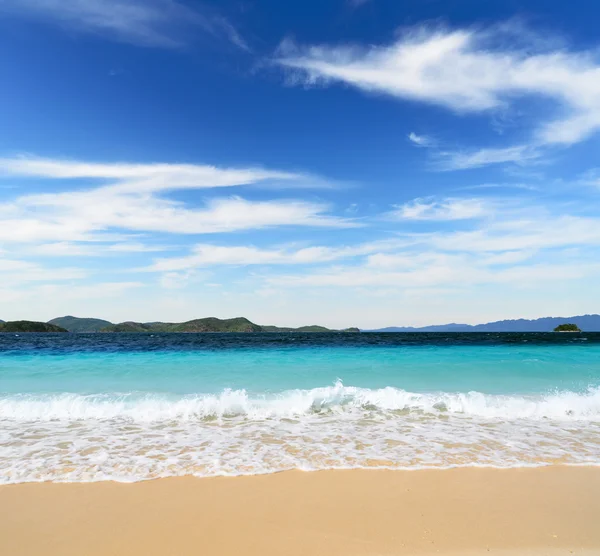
[
  {"x1": 2, "y1": 461, "x2": 599, "y2": 486},
  {"x1": 2, "y1": 466, "x2": 600, "y2": 555}
]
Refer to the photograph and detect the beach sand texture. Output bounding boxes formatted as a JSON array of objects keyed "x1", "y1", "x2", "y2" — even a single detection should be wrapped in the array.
[{"x1": 1, "y1": 466, "x2": 600, "y2": 556}]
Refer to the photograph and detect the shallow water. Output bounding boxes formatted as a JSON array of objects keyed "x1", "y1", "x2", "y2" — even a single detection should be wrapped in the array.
[{"x1": 1, "y1": 332, "x2": 599, "y2": 483}]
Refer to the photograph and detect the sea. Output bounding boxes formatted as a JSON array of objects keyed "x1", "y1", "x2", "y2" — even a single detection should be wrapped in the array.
[{"x1": 1, "y1": 332, "x2": 600, "y2": 484}]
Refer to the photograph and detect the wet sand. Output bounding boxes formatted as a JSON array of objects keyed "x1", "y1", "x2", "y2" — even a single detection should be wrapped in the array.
[{"x1": 1, "y1": 466, "x2": 599, "y2": 555}]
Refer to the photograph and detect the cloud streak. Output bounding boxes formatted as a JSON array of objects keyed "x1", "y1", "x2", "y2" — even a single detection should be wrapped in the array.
[
  {"x1": 276, "y1": 24, "x2": 600, "y2": 166},
  {"x1": 246, "y1": 196, "x2": 600, "y2": 291},
  {"x1": 437, "y1": 145, "x2": 541, "y2": 170},
  {"x1": 389, "y1": 197, "x2": 489, "y2": 220},
  {"x1": 0, "y1": 155, "x2": 357, "y2": 243},
  {"x1": 0, "y1": 0, "x2": 248, "y2": 49},
  {"x1": 268, "y1": 261, "x2": 592, "y2": 289},
  {"x1": 143, "y1": 239, "x2": 406, "y2": 272},
  {"x1": 0, "y1": 155, "x2": 298, "y2": 193},
  {"x1": 1, "y1": 194, "x2": 356, "y2": 242},
  {"x1": 408, "y1": 132, "x2": 434, "y2": 147}
]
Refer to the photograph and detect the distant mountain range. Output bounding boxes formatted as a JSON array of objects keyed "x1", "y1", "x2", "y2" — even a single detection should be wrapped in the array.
[
  {"x1": 2, "y1": 314, "x2": 598, "y2": 333},
  {"x1": 45, "y1": 316, "x2": 360, "y2": 333},
  {"x1": 369, "y1": 314, "x2": 600, "y2": 332}
]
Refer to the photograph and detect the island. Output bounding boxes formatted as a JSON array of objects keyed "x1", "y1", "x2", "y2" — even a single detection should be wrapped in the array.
[
  {"x1": 0, "y1": 320, "x2": 68, "y2": 333},
  {"x1": 1, "y1": 316, "x2": 360, "y2": 333},
  {"x1": 553, "y1": 323, "x2": 582, "y2": 332},
  {"x1": 100, "y1": 317, "x2": 263, "y2": 333},
  {"x1": 97, "y1": 317, "x2": 360, "y2": 333}
]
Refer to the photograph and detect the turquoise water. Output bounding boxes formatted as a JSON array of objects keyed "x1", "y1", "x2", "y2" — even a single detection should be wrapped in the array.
[
  {"x1": 1, "y1": 333, "x2": 600, "y2": 483},
  {"x1": 2, "y1": 345, "x2": 600, "y2": 395}
]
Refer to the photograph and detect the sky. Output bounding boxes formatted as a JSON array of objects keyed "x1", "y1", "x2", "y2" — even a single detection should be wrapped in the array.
[{"x1": 0, "y1": 0, "x2": 599, "y2": 328}]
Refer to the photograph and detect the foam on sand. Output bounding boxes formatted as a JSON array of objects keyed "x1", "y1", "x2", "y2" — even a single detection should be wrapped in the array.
[{"x1": 1, "y1": 382, "x2": 600, "y2": 483}]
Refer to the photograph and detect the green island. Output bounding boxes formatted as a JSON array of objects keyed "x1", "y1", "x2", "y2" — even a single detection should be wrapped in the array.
[
  {"x1": 0, "y1": 320, "x2": 68, "y2": 333},
  {"x1": 553, "y1": 323, "x2": 582, "y2": 332},
  {"x1": 553, "y1": 323, "x2": 581, "y2": 332},
  {"x1": 99, "y1": 317, "x2": 359, "y2": 333},
  {"x1": 0, "y1": 316, "x2": 359, "y2": 333},
  {"x1": 101, "y1": 317, "x2": 263, "y2": 333}
]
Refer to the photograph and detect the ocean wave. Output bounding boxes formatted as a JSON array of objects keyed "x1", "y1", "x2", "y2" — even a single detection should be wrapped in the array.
[{"x1": 2, "y1": 381, "x2": 600, "y2": 421}]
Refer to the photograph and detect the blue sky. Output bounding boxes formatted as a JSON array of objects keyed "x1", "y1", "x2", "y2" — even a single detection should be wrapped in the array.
[{"x1": 0, "y1": 0, "x2": 599, "y2": 327}]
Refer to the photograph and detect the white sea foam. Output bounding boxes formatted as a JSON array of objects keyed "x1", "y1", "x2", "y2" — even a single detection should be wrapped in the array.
[
  {"x1": 1, "y1": 382, "x2": 600, "y2": 484},
  {"x1": 2, "y1": 382, "x2": 600, "y2": 421}
]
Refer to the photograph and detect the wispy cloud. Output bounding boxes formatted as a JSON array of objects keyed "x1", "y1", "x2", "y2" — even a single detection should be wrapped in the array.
[
  {"x1": 268, "y1": 259, "x2": 594, "y2": 289},
  {"x1": 243, "y1": 194, "x2": 600, "y2": 292},
  {"x1": 408, "y1": 134, "x2": 539, "y2": 171},
  {"x1": 426, "y1": 214, "x2": 600, "y2": 253},
  {"x1": 456, "y1": 182, "x2": 540, "y2": 192},
  {"x1": 0, "y1": 155, "x2": 297, "y2": 193},
  {"x1": 0, "y1": 257, "x2": 87, "y2": 287},
  {"x1": 143, "y1": 239, "x2": 405, "y2": 272},
  {"x1": 275, "y1": 24, "x2": 600, "y2": 166},
  {"x1": 437, "y1": 145, "x2": 541, "y2": 170},
  {"x1": 577, "y1": 168, "x2": 600, "y2": 189},
  {"x1": 0, "y1": 155, "x2": 356, "y2": 243},
  {"x1": 0, "y1": 0, "x2": 249, "y2": 49},
  {"x1": 208, "y1": 15, "x2": 251, "y2": 53},
  {"x1": 389, "y1": 197, "x2": 490, "y2": 220},
  {"x1": 408, "y1": 132, "x2": 434, "y2": 147},
  {"x1": 134, "y1": 193, "x2": 600, "y2": 300},
  {"x1": 1, "y1": 194, "x2": 357, "y2": 242},
  {"x1": 24, "y1": 241, "x2": 169, "y2": 256}
]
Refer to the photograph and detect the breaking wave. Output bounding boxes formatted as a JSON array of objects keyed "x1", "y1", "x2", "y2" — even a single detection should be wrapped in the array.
[{"x1": 2, "y1": 381, "x2": 600, "y2": 422}]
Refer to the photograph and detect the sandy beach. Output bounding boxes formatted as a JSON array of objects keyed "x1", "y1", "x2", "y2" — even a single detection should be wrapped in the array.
[{"x1": 1, "y1": 466, "x2": 599, "y2": 556}]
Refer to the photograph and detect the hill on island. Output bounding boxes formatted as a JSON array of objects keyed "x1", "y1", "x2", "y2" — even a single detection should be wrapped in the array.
[
  {"x1": 553, "y1": 323, "x2": 582, "y2": 332},
  {"x1": 370, "y1": 314, "x2": 600, "y2": 332},
  {"x1": 0, "y1": 320, "x2": 68, "y2": 333},
  {"x1": 100, "y1": 317, "x2": 359, "y2": 333},
  {"x1": 43, "y1": 315, "x2": 358, "y2": 333},
  {"x1": 262, "y1": 325, "x2": 359, "y2": 333},
  {"x1": 48, "y1": 316, "x2": 113, "y2": 333},
  {"x1": 101, "y1": 317, "x2": 263, "y2": 333}
]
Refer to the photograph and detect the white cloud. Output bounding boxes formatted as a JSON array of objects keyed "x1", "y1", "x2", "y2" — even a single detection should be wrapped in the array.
[
  {"x1": 0, "y1": 194, "x2": 355, "y2": 243},
  {"x1": 0, "y1": 281, "x2": 144, "y2": 311},
  {"x1": 457, "y1": 182, "x2": 540, "y2": 192},
  {"x1": 268, "y1": 260, "x2": 593, "y2": 289},
  {"x1": 479, "y1": 250, "x2": 536, "y2": 266},
  {"x1": 253, "y1": 197, "x2": 600, "y2": 292},
  {"x1": 0, "y1": 155, "x2": 355, "y2": 243},
  {"x1": 438, "y1": 145, "x2": 540, "y2": 170},
  {"x1": 159, "y1": 270, "x2": 199, "y2": 289},
  {"x1": 427, "y1": 215, "x2": 600, "y2": 253},
  {"x1": 23, "y1": 241, "x2": 169, "y2": 256},
  {"x1": 208, "y1": 15, "x2": 251, "y2": 52},
  {"x1": 408, "y1": 132, "x2": 434, "y2": 147},
  {"x1": 276, "y1": 24, "x2": 600, "y2": 161},
  {"x1": 577, "y1": 168, "x2": 600, "y2": 189},
  {"x1": 144, "y1": 239, "x2": 406, "y2": 272},
  {"x1": 136, "y1": 194, "x2": 600, "y2": 304},
  {"x1": 0, "y1": 257, "x2": 87, "y2": 287},
  {"x1": 25, "y1": 242, "x2": 96, "y2": 257},
  {"x1": 0, "y1": 155, "x2": 297, "y2": 193},
  {"x1": 106, "y1": 242, "x2": 168, "y2": 253},
  {"x1": 389, "y1": 197, "x2": 489, "y2": 220},
  {"x1": 0, "y1": 0, "x2": 248, "y2": 50}
]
